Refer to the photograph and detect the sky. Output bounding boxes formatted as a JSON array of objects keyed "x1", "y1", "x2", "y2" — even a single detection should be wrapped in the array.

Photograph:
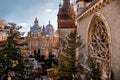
[{"x1": 0, "y1": 0, "x2": 74, "y2": 36}]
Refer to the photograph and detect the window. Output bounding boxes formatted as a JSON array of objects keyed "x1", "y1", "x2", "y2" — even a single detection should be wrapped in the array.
[
  {"x1": 42, "y1": 41, "x2": 46, "y2": 48},
  {"x1": 88, "y1": 15, "x2": 111, "y2": 79}
]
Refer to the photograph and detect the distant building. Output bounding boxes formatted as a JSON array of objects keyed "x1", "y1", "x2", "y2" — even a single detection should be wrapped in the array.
[
  {"x1": 26, "y1": 18, "x2": 60, "y2": 58},
  {"x1": 0, "y1": 20, "x2": 8, "y2": 41}
]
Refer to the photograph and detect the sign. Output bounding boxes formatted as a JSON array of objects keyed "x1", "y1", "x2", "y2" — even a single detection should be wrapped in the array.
[
  {"x1": 34, "y1": 68, "x2": 42, "y2": 73},
  {"x1": 47, "y1": 69, "x2": 58, "y2": 77}
]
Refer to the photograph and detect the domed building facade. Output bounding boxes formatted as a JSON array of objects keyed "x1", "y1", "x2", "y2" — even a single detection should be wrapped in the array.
[
  {"x1": 30, "y1": 18, "x2": 41, "y2": 34},
  {"x1": 26, "y1": 18, "x2": 60, "y2": 58}
]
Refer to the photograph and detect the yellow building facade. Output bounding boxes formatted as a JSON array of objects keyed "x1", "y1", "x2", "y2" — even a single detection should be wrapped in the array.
[{"x1": 26, "y1": 18, "x2": 60, "y2": 58}]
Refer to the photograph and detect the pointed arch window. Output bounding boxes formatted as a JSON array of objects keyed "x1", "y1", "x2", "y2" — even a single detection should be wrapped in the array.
[{"x1": 88, "y1": 16, "x2": 111, "y2": 79}]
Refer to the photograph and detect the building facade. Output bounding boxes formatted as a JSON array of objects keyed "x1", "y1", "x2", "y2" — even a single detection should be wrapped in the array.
[
  {"x1": 76, "y1": 0, "x2": 120, "y2": 80},
  {"x1": 26, "y1": 18, "x2": 59, "y2": 58}
]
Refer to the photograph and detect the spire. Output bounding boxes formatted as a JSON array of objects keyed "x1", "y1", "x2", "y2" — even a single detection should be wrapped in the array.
[
  {"x1": 59, "y1": 0, "x2": 62, "y2": 8},
  {"x1": 42, "y1": 25, "x2": 45, "y2": 33},
  {"x1": 57, "y1": 0, "x2": 76, "y2": 29},
  {"x1": 62, "y1": 0, "x2": 71, "y2": 12},
  {"x1": 84, "y1": 0, "x2": 93, "y2": 2},
  {"x1": 34, "y1": 18, "x2": 38, "y2": 24},
  {"x1": 63, "y1": 0, "x2": 70, "y2": 7},
  {"x1": 49, "y1": 20, "x2": 50, "y2": 24},
  {"x1": 34, "y1": 18, "x2": 39, "y2": 26},
  {"x1": 59, "y1": 3, "x2": 62, "y2": 8},
  {"x1": 64, "y1": 0, "x2": 70, "y2": 2},
  {"x1": 58, "y1": 0, "x2": 74, "y2": 20}
]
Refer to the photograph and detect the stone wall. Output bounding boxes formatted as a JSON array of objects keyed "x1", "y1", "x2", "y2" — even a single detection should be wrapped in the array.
[{"x1": 77, "y1": 1, "x2": 120, "y2": 80}]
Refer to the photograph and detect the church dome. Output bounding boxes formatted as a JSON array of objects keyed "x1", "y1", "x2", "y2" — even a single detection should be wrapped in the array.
[
  {"x1": 45, "y1": 21, "x2": 54, "y2": 35},
  {"x1": 30, "y1": 18, "x2": 41, "y2": 33}
]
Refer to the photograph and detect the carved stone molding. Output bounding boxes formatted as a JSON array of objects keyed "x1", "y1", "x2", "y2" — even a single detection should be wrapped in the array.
[
  {"x1": 77, "y1": 0, "x2": 115, "y2": 21},
  {"x1": 88, "y1": 16, "x2": 111, "y2": 79}
]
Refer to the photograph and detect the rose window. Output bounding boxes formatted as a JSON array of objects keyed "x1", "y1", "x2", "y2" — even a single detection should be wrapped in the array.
[{"x1": 88, "y1": 19, "x2": 111, "y2": 79}]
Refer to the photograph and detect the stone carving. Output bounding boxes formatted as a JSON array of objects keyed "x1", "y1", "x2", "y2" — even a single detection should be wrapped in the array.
[{"x1": 89, "y1": 19, "x2": 111, "y2": 79}]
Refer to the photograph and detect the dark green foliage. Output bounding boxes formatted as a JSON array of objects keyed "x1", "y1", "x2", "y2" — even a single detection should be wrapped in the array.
[
  {"x1": 28, "y1": 73, "x2": 41, "y2": 80},
  {"x1": 59, "y1": 31, "x2": 85, "y2": 80},
  {"x1": 0, "y1": 23, "x2": 27, "y2": 80},
  {"x1": 86, "y1": 57, "x2": 102, "y2": 80}
]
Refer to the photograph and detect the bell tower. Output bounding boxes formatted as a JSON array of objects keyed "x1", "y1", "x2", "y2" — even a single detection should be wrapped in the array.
[{"x1": 57, "y1": 0, "x2": 77, "y2": 39}]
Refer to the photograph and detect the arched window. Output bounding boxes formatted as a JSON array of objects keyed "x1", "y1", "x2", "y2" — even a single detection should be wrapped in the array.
[
  {"x1": 42, "y1": 41, "x2": 46, "y2": 48},
  {"x1": 88, "y1": 14, "x2": 111, "y2": 79}
]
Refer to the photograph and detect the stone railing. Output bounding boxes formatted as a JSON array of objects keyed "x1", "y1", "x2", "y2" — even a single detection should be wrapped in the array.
[{"x1": 77, "y1": 0, "x2": 115, "y2": 21}]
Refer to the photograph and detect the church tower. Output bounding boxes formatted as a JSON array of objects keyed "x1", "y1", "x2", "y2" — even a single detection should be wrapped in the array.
[{"x1": 57, "y1": 0, "x2": 77, "y2": 39}]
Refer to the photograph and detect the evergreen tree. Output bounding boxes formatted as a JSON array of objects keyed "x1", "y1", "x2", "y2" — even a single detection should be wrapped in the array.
[
  {"x1": 0, "y1": 23, "x2": 27, "y2": 80},
  {"x1": 86, "y1": 57, "x2": 102, "y2": 80},
  {"x1": 58, "y1": 31, "x2": 85, "y2": 80}
]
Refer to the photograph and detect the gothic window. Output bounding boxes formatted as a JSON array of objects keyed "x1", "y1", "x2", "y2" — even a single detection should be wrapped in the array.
[{"x1": 88, "y1": 17, "x2": 111, "y2": 79}]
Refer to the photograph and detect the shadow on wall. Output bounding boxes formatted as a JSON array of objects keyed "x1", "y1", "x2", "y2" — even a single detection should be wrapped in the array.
[
  {"x1": 111, "y1": 69, "x2": 114, "y2": 80},
  {"x1": 115, "y1": 0, "x2": 120, "y2": 12}
]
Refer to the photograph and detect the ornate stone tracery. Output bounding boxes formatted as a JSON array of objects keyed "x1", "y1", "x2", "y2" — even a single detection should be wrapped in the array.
[{"x1": 88, "y1": 16, "x2": 111, "y2": 79}]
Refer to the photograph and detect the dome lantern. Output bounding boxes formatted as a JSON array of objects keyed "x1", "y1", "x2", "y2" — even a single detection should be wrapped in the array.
[{"x1": 45, "y1": 21, "x2": 54, "y2": 35}]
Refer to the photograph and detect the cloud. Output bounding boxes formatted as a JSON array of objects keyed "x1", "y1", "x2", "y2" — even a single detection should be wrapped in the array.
[
  {"x1": 18, "y1": 23, "x2": 28, "y2": 27},
  {"x1": 18, "y1": 23, "x2": 30, "y2": 36},
  {"x1": 0, "y1": 0, "x2": 59, "y2": 36},
  {"x1": 45, "y1": 9, "x2": 53, "y2": 12},
  {"x1": 45, "y1": 9, "x2": 57, "y2": 13}
]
